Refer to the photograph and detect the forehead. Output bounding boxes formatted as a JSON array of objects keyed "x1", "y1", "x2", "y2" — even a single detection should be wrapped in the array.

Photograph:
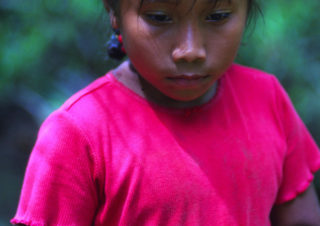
[{"x1": 120, "y1": 0, "x2": 238, "y2": 16}]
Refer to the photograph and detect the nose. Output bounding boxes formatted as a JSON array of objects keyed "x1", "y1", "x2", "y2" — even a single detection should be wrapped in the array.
[{"x1": 172, "y1": 23, "x2": 206, "y2": 63}]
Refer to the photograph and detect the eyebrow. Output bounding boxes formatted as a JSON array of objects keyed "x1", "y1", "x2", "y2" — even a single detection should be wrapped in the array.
[
  {"x1": 142, "y1": 0, "x2": 232, "y2": 5},
  {"x1": 142, "y1": 0, "x2": 179, "y2": 4},
  {"x1": 143, "y1": 0, "x2": 232, "y2": 4}
]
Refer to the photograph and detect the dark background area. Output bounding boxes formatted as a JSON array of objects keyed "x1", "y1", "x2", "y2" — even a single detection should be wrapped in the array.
[{"x1": 1, "y1": 0, "x2": 320, "y2": 225}]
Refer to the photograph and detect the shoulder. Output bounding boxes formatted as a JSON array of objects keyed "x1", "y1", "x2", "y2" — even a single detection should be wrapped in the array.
[
  {"x1": 38, "y1": 72, "x2": 119, "y2": 149},
  {"x1": 30, "y1": 75, "x2": 115, "y2": 187},
  {"x1": 53, "y1": 72, "x2": 119, "y2": 129},
  {"x1": 222, "y1": 63, "x2": 284, "y2": 106},
  {"x1": 226, "y1": 63, "x2": 278, "y2": 87},
  {"x1": 61, "y1": 73, "x2": 113, "y2": 113}
]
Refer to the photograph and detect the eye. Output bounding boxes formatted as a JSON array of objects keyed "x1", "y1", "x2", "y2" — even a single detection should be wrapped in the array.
[
  {"x1": 206, "y1": 12, "x2": 231, "y2": 22},
  {"x1": 145, "y1": 12, "x2": 172, "y2": 23}
]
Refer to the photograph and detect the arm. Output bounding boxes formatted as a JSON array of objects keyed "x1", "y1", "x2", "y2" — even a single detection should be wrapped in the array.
[
  {"x1": 270, "y1": 183, "x2": 320, "y2": 226},
  {"x1": 11, "y1": 111, "x2": 98, "y2": 226},
  {"x1": 270, "y1": 77, "x2": 320, "y2": 225}
]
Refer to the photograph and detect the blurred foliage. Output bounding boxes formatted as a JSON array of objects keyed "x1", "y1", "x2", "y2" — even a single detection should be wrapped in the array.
[
  {"x1": 0, "y1": 0, "x2": 320, "y2": 224},
  {"x1": 238, "y1": 0, "x2": 320, "y2": 141},
  {"x1": 0, "y1": 0, "x2": 118, "y2": 122}
]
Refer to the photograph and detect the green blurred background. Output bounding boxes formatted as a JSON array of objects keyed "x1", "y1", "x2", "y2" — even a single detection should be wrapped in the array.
[{"x1": 0, "y1": 0, "x2": 319, "y2": 225}]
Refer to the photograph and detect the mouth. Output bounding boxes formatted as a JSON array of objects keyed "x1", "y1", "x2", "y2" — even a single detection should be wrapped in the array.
[{"x1": 171, "y1": 74, "x2": 208, "y2": 79}]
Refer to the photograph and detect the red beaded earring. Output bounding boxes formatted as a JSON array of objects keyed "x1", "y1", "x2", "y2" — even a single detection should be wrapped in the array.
[{"x1": 107, "y1": 29, "x2": 126, "y2": 60}]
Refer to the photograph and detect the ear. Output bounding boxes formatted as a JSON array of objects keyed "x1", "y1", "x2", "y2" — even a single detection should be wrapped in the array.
[
  {"x1": 109, "y1": 10, "x2": 119, "y2": 30},
  {"x1": 102, "y1": 1, "x2": 120, "y2": 30}
]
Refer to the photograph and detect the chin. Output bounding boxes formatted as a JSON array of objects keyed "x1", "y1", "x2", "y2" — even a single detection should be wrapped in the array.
[
  {"x1": 165, "y1": 86, "x2": 215, "y2": 106},
  {"x1": 168, "y1": 92, "x2": 208, "y2": 103}
]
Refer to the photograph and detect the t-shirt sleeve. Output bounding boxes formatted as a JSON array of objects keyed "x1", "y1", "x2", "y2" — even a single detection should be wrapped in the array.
[
  {"x1": 11, "y1": 111, "x2": 99, "y2": 226},
  {"x1": 272, "y1": 77, "x2": 320, "y2": 204}
]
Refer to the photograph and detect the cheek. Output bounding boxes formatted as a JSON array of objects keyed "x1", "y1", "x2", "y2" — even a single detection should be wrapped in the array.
[
  {"x1": 211, "y1": 21, "x2": 245, "y2": 58},
  {"x1": 205, "y1": 26, "x2": 244, "y2": 76},
  {"x1": 122, "y1": 32, "x2": 153, "y2": 61},
  {"x1": 122, "y1": 37, "x2": 158, "y2": 79},
  {"x1": 122, "y1": 17, "x2": 173, "y2": 59},
  {"x1": 123, "y1": 33, "x2": 171, "y2": 76}
]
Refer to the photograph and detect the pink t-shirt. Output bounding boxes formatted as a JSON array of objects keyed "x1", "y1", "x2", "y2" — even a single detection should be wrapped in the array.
[{"x1": 12, "y1": 64, "x2": 320, "y2": 226}]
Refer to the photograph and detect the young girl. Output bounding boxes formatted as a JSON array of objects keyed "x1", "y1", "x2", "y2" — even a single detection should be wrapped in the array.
[{"x1": 11, "y1": 0, "x2": 320, "y2": 225}]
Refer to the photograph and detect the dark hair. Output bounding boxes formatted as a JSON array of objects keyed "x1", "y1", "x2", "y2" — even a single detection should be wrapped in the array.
[
  {"x1": 104, "y1": 0, "x2": 262, "y2": 60},
  {"x1": 246, "y1": 0, "x2": 262, "y2": 28}
]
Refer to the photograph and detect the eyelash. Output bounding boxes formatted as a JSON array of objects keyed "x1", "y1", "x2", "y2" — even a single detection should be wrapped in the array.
[
  {"x1": 145, "y1": 11, "x2": 231, "y2": 24},
  {"x1": 145, "y1": 13, "x2": 172, "y2": 23},
  {"x1": 206, "y1": 12, "x2": 231, "y2": 22}
]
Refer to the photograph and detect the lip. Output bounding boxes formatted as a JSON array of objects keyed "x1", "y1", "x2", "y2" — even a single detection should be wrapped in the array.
[
  {"x1": 166, "y1": 74, "x2": 209, "y2": 87},
  {"x1": 167, "y1": 74, "x2": 209, "y2": 80}
]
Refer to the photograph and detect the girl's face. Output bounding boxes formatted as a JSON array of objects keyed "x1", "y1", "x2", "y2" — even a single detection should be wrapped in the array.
[{"x1": 116, "y1": 0, "x2": 247, "y2": 102}]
